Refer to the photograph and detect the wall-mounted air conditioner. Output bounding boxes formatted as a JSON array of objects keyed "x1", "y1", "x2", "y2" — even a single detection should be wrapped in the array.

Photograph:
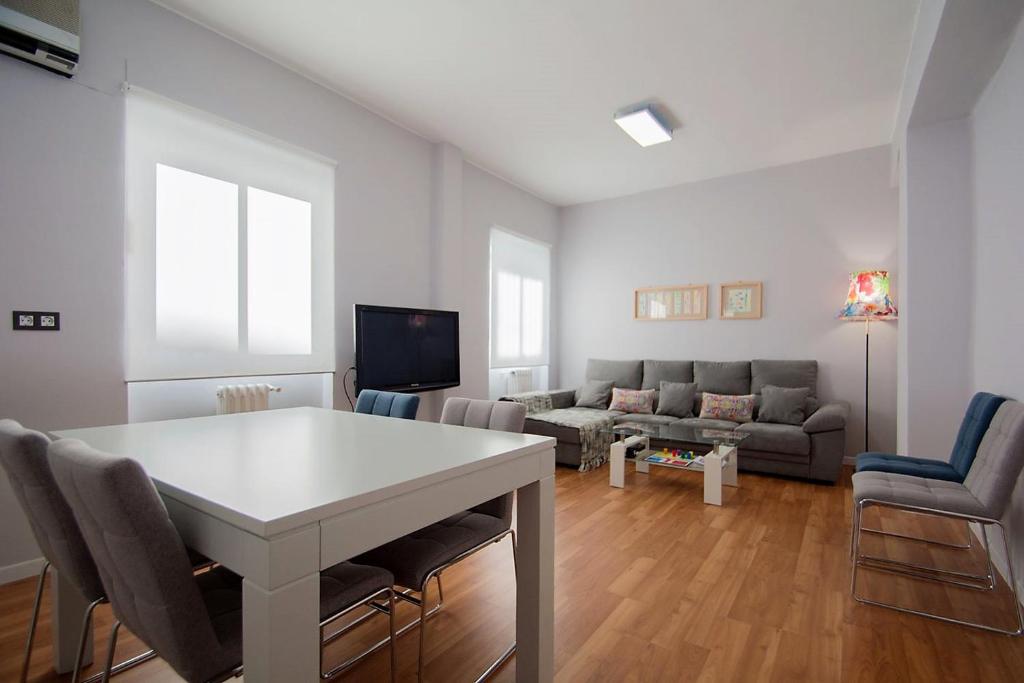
[{"x1": 0, "y1": 0, "x2": 79, "y2": 77}]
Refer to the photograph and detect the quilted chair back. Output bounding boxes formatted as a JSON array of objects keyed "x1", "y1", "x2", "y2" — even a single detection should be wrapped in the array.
[
  {"x1": 47, "y1": 439, "x2": 235, "y2": 683},
  {"x1": 949, "y1": 392, "x2": 1006, "y2": 479},
  {"x1": 964, "y1": 401, "x2": 1024, "y2": 519},
  {"x1": 440, "y1": 398, "x2": 527, "y2": 524},
  {"x1": 354, "y1": 389, "x2": 420, "y2": 420},
  {"x1": 0, "y1": 420, "x2": 105, "y2": 601}
]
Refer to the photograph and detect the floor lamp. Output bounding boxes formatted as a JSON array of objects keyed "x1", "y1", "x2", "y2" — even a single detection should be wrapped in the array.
[{"x1": 839, "y1": 270, "x2": 897, "y2": 452}]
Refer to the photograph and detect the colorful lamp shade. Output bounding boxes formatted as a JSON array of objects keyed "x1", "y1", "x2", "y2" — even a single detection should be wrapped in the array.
[{"x1": 839, "y1": 270, "x2": 898, "y2": 320}]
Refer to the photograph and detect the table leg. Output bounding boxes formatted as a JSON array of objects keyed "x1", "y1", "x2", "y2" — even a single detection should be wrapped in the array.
[
  {"x1": 243, "y1": 572, "x2": 320, "y2": 682},
  {"x1": 610, "y1": 440, "x2": 625, "y2": 488},
  {"x1": 635, "y1": 436, "x2": 650, "y2": 474},
  {"x1": 703, "y1": 448, "x2": 723, "y2": 506},
  {"x1": 516, "y1": 474, "x2": 555, "y2": 683},
  {"x1": 722, "y1": 445, "x2": 739, "y2": 488},
  {"x1": 51, "y1": 568, "x2": 93, "y2": 673}
]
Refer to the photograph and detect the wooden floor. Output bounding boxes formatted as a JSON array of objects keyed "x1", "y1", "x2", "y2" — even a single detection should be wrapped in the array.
[{"x1": 3, "y1": 464, "x2": 1024, "y2": 682}]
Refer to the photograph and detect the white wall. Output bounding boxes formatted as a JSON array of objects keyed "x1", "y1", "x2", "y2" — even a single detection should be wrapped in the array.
[
  {"x1": 0, "y1": 0, "x2": 555, "y2": 580},
  {"x1": 462, "y1": 163, "x2": 561, "y2": 400},
  {"x1": 898, "y1": 117, "x2": 974, "y2": 457},
  {"x1": 971, "y1": 15, "x2": 1024, "y2": 601},
  {"x1": 558, "y1": 146, "x2": 900, "y2": 457}
]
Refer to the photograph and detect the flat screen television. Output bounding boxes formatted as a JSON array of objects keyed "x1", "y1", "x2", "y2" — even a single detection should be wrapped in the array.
[{"x1": 354, "y1": 304, "x2": 460, "y2": 393}]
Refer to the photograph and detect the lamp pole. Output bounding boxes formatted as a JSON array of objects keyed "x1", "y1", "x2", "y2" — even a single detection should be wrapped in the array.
[{"x1": 864, "y1": 318, "x2": 870, "y2": 452}]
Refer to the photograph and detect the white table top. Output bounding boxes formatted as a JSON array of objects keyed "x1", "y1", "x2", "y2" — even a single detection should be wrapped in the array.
[{"x1": 53, "y1": 407, "x2": 554, "y2": 537}]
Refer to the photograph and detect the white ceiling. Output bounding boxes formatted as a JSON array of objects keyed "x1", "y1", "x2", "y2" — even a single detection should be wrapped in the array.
[{"x1": 155, "y1": 0, "x2": 920, "y2": 206}]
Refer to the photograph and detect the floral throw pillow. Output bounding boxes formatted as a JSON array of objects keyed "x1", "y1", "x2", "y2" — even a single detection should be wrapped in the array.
[
  {"x1": 699, "y1": 392, "x2": 755, "y2": 423},
  {"x1": 608, "y1": 388, "x2": 656, "y2": 414}
]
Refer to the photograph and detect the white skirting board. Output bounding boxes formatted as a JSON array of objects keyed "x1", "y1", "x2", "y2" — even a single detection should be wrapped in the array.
[{"x1": 0, "y1": 556, "x2": 46, "y2": 586}]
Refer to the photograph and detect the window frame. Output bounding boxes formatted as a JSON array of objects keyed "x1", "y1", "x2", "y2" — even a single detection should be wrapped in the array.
[
  {"x1": 489, "y1": 227, "x2": 551, "y2": 370},
  {"x1": 124, "y1": 86, "x2": 335, "y2": 381}
]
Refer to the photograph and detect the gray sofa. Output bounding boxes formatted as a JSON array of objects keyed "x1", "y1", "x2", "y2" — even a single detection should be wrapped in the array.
[{"x1": 505, "y1": 359, "x2": 849, "y2": 483}]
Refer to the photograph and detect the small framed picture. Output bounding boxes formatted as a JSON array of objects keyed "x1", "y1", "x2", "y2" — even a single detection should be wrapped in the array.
[
  {"x1": 634, "y1": 284, "x2": 708, "y2": 321},
  {"x1": 720, "y1": 281, "x2": 763, "y2": 319}
]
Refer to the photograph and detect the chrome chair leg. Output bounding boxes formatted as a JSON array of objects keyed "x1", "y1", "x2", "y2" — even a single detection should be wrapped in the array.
[
  {"x1": 417, "y1": 577, "x2": 430, "y2": 681},
  {"x1": 19, "y1": 561, "x2": 50, "y2": 683},
  {"x1": 320, "y1": 587, "x2": 398, "y2": 680},
  {"x1": 388, "y1": 589, "x2": 397, "y2": 683},
  {"x1": 100, "y1": 620, "x2": 121, "y2": 683},
  {"x1": 851, "y1": 499, "x2": 1024, "y2": 635},
  {"x1": 71, "y1": 598, "x2": 106, "y2": 683}
]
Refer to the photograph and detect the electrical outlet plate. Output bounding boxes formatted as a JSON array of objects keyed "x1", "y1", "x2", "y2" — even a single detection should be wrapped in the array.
[{"x1": 12, "y1": 311, "x2": 60, "y2": 331}]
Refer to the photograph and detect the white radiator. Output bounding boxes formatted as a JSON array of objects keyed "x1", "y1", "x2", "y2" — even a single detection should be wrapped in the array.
[
  {"x1": 506, "y1": 368, "x2": 534, "y2": 395},
  {"x1": 215, "y1": 383, "x2": 282, "y2": 415}
]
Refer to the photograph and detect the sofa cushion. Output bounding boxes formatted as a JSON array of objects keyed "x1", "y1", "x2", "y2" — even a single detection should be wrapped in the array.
[
  {"x1": 613, "y1": 414, "x2": 679, "y2": 427},
  {"x1": 642, "y1": 360, "x2": 694, "y2": 390},
  {"x1": 675, "y1": 417, "x2": 740, "y2": 431},
  {"x1": 758, "y1": 385, "x2": 812, "y2": 425},
  {"x1": 575, "y1": 380, "x2": 614, "y2": 409},
  {"x1": 694, "y1": 361, "x2": 751, "y2": 395},
  {"x1": 586, "y1": 359, "x2": 643, "y2": 389},
  {"x1": 655, "y1": 381, "x2": 697, "y2": 418},
  {"x1": 700, "y1": 393, "x2": 755, "y2": 423},
  {"x1": 526, "y1": 408, "x2": 623, "y2": 446},
  {"x1": 750, "y1": 360, "x2": 818, "y2": 396},
  {"x1": 609, "y1": 388, "x2": 655, "y2": 414},
  {"x1": 736, "y1": 422, "x2": 811, "y2": 455}
]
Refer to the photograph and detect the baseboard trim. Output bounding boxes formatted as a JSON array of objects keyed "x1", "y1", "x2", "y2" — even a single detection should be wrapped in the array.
[{"x1": 0, "y1": 556, "x2": 46, "y2": 586}]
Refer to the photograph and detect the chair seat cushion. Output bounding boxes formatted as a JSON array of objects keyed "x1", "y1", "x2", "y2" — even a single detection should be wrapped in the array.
[
  {"x1": 353, "y1": 512, "x2": 507, "y2": 589},
  {"x1": 320, "y1": 562, "x2": 394, "y2": 621},
  {"x1": 855, "y1": 452, "x2": 962, "y2": 482},
  {"x1": 735, "y1": 422, "x2": 810, "y2": 455},
  {"x1": 852, "y1": 471, "x2": 988, "y2": 518}
]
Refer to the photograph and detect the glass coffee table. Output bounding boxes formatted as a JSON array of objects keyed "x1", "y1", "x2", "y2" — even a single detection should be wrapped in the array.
[{"x1": 603, "y1": 421, "x2": 750, "y2": 505}]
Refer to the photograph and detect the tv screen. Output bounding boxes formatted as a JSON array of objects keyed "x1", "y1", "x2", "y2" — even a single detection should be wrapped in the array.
[{"x1": 354, "y1": 305, "x2": 460, "y2": 393}]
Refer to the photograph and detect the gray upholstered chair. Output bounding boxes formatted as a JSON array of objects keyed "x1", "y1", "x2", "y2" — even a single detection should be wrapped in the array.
[
  {"x1": 46, "y1": 437, "x2": 399, "y2": 682},
  {"x1": 353, "y1": 397, "x2": 527, "y2": 681},
  {"x1": 0, "y1": 419, "x2": 159, "y2": 683},
  {"x1": 850, "y1": 400, "x2": 1024, "y2": 634}
]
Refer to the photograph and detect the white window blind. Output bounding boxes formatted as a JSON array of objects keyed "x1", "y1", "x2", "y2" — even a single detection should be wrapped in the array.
[
  {"x1": 490, "y1": 228, "x2": 550, "y2": 369},
  {"x1": 125, "y1": 87, "x2": 335, "y2": 381}
]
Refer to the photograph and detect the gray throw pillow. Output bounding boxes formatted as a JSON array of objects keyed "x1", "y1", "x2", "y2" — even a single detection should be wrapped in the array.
[
  {"x1": 655, "y1": 381, "x2": 697, "y2": 418},
  {"x1": 758, "y1": 385, "x2": 812, "y2": 425},
  {"x1": 575, "y1": 380, "x2": 615, "y2": 409}
]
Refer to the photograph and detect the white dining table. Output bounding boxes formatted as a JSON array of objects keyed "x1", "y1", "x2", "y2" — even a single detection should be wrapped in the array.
[{"x1": 52, "y1": 406, "x2": 556, "y2": 682}]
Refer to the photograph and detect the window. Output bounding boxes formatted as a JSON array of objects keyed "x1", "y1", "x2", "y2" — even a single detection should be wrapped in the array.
[
  {"x1": 489, "y1": 228, "x2": 550, "y2": 369},
  {"x1": 125, "y1": 87, "x2": 334, "y2": 381}
]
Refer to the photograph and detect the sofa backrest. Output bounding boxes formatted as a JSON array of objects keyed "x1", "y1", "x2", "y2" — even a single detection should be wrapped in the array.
[
  {"x1": 585, "y1": 359, "x2": 643, "y2": 389},
  {"x1": 581, "y1": 358, "x2": 820, "y2": 403},
  {"x1": 750, "y1": 360, "x2": 818, "y2": 396},
  {"x1": 694, "y1": 361, "x2": 751, "y2": 395},
  {"x1": 641, "y1": 360, "x2": 694, "y2": 390}
]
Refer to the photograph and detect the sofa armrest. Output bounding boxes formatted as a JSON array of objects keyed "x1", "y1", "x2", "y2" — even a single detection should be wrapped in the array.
[
  {"x1": 501, "y1": 389, "x2": 576, "y2": 410},
  {"x1": 803, "y1": 401, "x2": 849, "y2": 433}
]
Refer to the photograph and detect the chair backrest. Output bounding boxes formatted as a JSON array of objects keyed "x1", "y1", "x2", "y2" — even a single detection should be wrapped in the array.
[
  {"x1": 440, "y1": 398, "x2": 527, "y2": 524},
  {"x1": 440, "y1": 397, "x2": 527, "y2": 433},
  {"x1": 963, "y1": 400, "x2": 1024, "y2": 518},
  {"x1": 0, "y1": 420, "x2": 105, "y2": 600},
  {"x1": 949, "y1": 392, "x2": 1006, "y2": 479},
  {"x1": 47, "y1": 439, "x2": 235, "y2": 683},
  {"x1": 354, "y1": 389, "x2": 420, "y2": 420}
]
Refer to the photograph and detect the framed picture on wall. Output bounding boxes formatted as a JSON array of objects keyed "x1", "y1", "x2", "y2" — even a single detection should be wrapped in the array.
[
  {"x1": 720, "y1": 281, "x2": 763, "y2": 319},
  {"x1": 634, "y1": 284, "x2": 708, "y2": 321}
]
